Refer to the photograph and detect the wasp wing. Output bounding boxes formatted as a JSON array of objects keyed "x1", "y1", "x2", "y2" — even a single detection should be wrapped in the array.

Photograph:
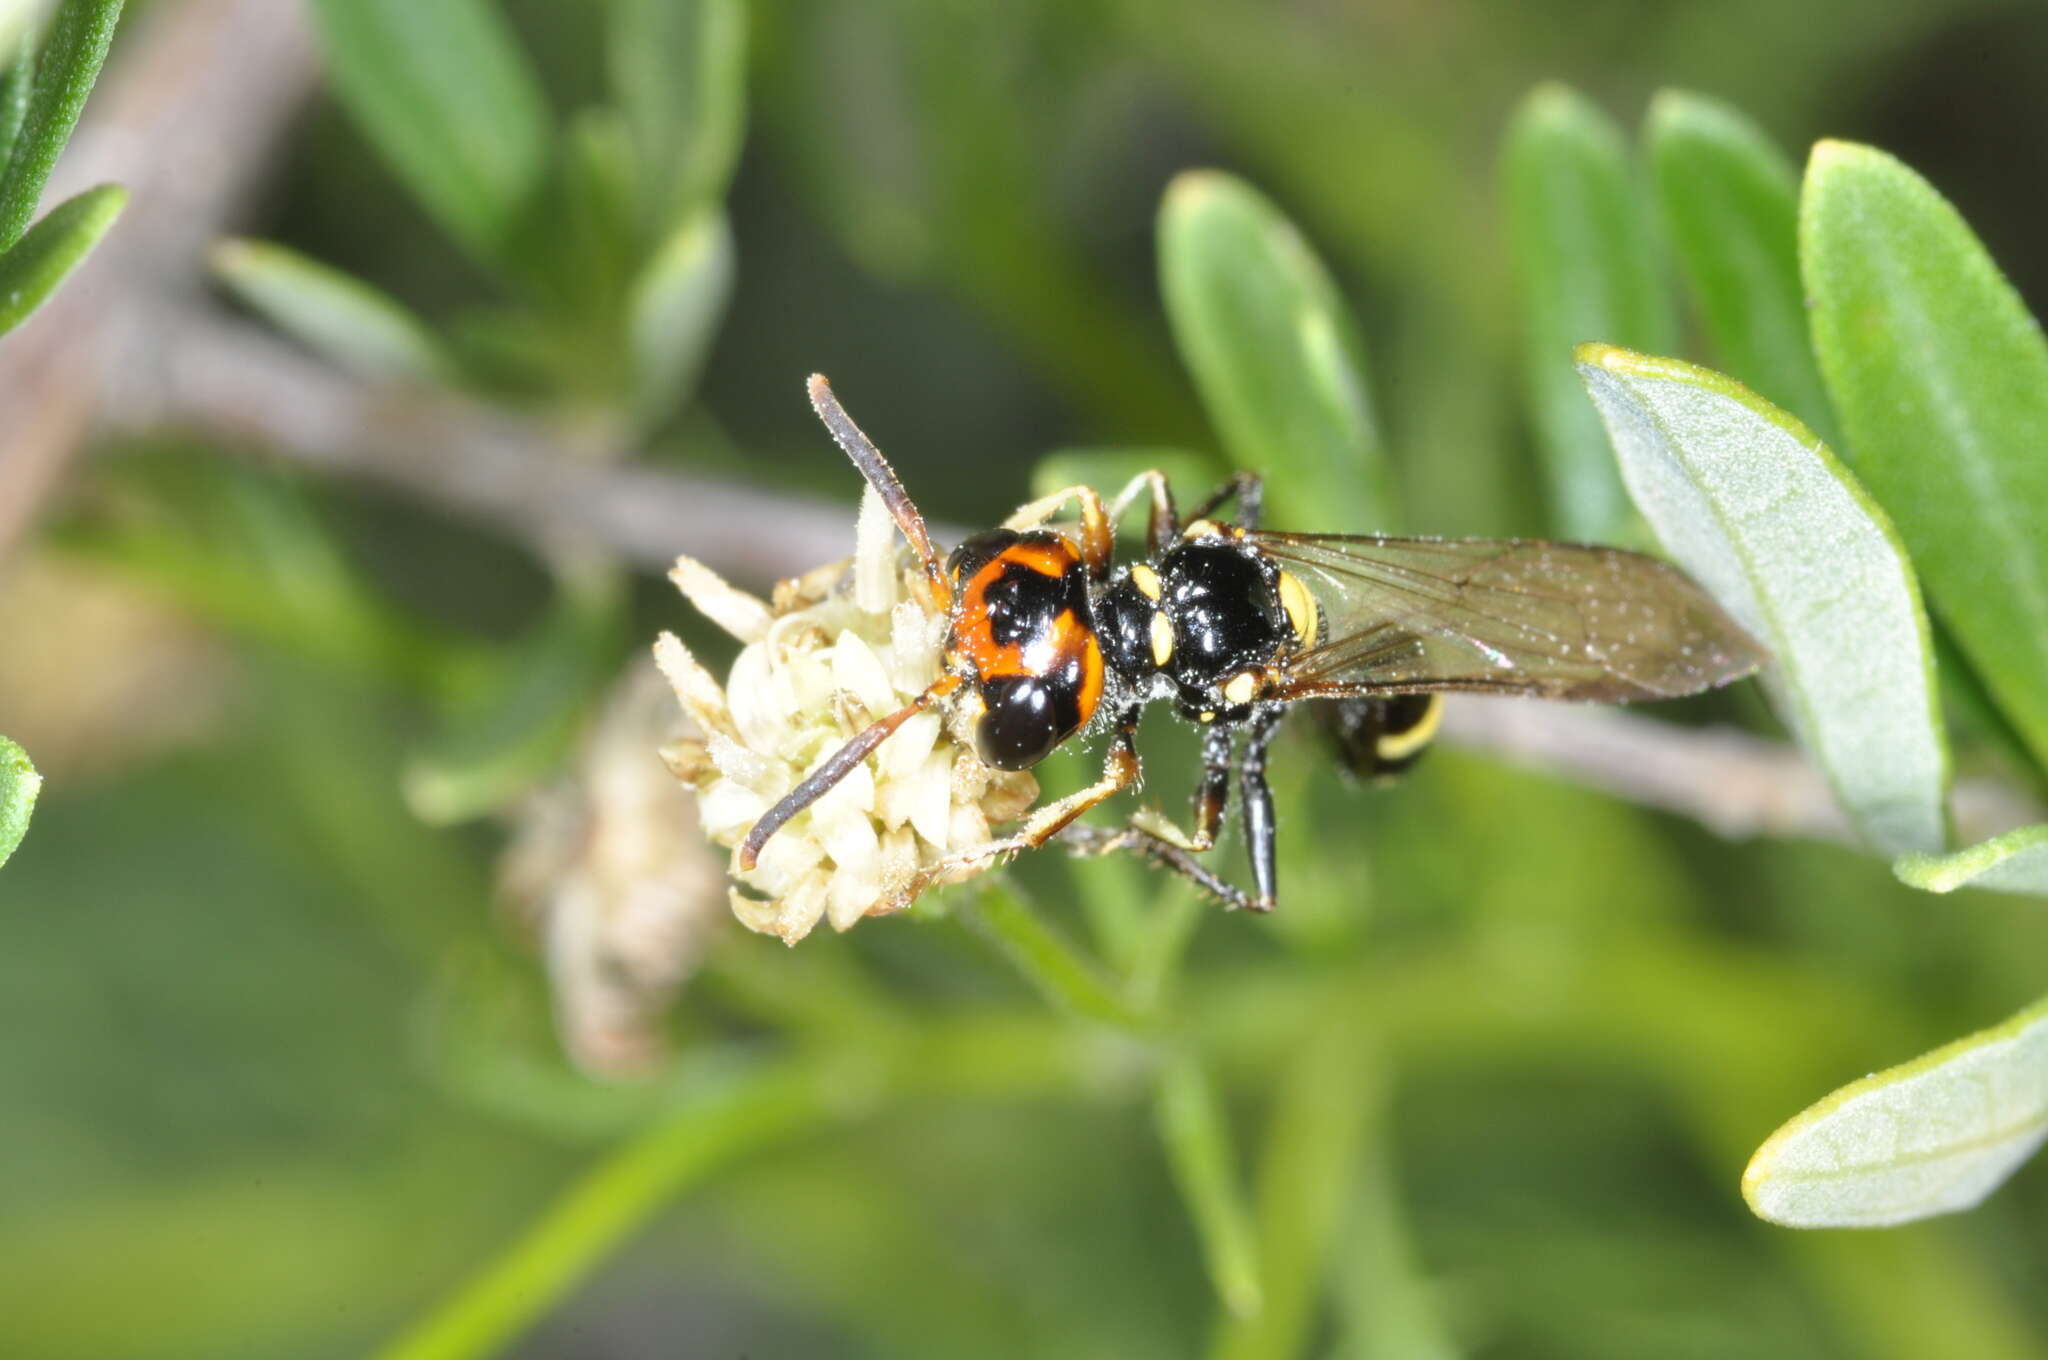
[{"x1": 1251, "y1": 531, "x2": 1765, "y2": 702}]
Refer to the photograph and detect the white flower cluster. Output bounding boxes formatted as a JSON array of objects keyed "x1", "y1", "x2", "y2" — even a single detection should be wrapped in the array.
[
  {"x1": 500, "y1": 663, "x2": 723, "y2": 1076},
  {"x1": 654, "y1": 487, "x2": 1038, "y2": 944}
]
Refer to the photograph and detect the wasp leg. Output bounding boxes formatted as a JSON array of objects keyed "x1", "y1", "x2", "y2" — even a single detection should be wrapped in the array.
[
  {"x1": 1129, "y1": 721, "x2": 1233, "y2": 851},
  {"x1": 881, "y1": 705, "x2": 1144, "y2": 912},
  {"x1": 1001, "y1": 484, "x2": 1114, "y2": 577},
  {"x1": 1105, "y1": 470, "x2": 1181, "y2": 556},
  {"x1": 1238, "y1": 706, "x2": 1283, "y2": 911},
  {"x1": 1182, "y1": 472, "x2": 1264, "y2": 532},
  {"x1": 1057, "y1": 822, "x2": 1262, "y2": 913}
]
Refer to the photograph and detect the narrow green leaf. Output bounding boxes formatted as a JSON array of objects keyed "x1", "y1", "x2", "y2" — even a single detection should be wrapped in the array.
[
  {"x1": 1578, "y1": 344, "x2": 1947, "y2": 854},
  {"x1": 0, "y1": 179, "x2": 121, "y2": 335},
  {"x1": 1645, "y1": 91, "x2": 1835, "y2": 444},
  {"x1": 1744, "y1": 993, "x2": 2048, "y2": 1227},
  {"x1": 309, "y1": 0, "x2": 550, "y2": 269},
  {"x1": 1504, "y1": 84, "x2": 1676, "y2": 541},
  {"x1": 0, "y1": 0, "x2": 121, "y2": 252},
  {"x1": 607, "y1": 0, "x2": 746, "y2": 234},
  {"x1": 0, "y1": 40, "x2": 32, "y2": 176},
  {"x1": 1159, "y1": 170, "x2": 1392, "y2": 533},
  {"x1": 1895, "y1": 824, "x2": 2048, "y2": 898},
  {"x1": 0, "y1": 733, "x2": 40, "y2": 870},
  {"x1": 626, "y1": 208, "x2": 731, "y2": 426},
  {"x1": 1155, "y1": 1053, "x2": 1264, "y2": 1320},
  {"x1": 1211, "y1": 1023, "x2": 1372, "y2": 1360},
  {"x1": 1803, "y1": 141, "x2": 2048, "y2": 771},
  {"x1": 403, "y1": 569, "x2": 625, "y2": 825},
  {"x1": 210, "y1": 238, "x2": 448, "y2": 383}
]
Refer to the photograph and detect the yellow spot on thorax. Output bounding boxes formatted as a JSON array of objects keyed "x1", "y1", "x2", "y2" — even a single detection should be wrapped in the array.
[
  {"x1": 1130, "y1": 563, "x2": 1162, "y2": 600},
  {"x1": 1276, "y1": 569, "x2": 1319, "y2": 647},
  {"x1": 1149, "y1": 611, "x2": 1175, "y2": 666},
  {"x1": 1221, "y1": 670, "x2": 1260, "y2": 706}
]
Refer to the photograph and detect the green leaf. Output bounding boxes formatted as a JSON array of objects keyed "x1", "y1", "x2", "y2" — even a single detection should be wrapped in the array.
[
  {"x1": 1744, "y1": 993, "x2": 2048, "y2": 1227},
  {"x1": 309, "y1": 0, "x2": 550, "y2": 270},
  {"x1": 0, "y1": 0, "x2": 121, "y2": 252},
  {"x1": 403, "y1": 568, "x2": 626, "y2": 825},
  {"x1": 1504, "y1": 84, "x2": 1676, "y2": 541},
  {"x1": 210, "y1": 238, "x2": 448, "y2": 383},
  {"x1": 1577, "y1": 344, "x2": 1947, "y2": 854},
  {"x1": 1159, "y1": 170, "x2": 1393, "y2": 533},
  {"x1": 1895, "y1": 824, "x2": 2048, "y2": 898},
  {"x1": 0, "y1": 39, "x2": 32, "y2": 175},
  {"x1": 1803, "y1": 141, "x2": 2048, "y2": 771},
  {"x1": 1645, "y1": 91, "x2": 1835, "y2": 444},
  {"x1": 0, "y1": 733, "x2": 39, "y2": 870},
  {"x1": 0, "y1": 180, "x2": 121, "y2": 335},
  {"x1": 1155, "y1": 1053, "x2": 1263, "y2": 1320},
  {"x1": 607, "y1": 0, "x2": 746, "y2": 234},
  {"x1": 625, "y1": 208, "x2": 731, "y2": 426}
]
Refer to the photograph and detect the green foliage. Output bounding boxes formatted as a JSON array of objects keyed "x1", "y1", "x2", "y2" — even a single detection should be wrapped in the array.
[
  {"x1": 308, "y1": 0, "x2": 550, "y2": 273},
  {"x1": 1158, "y1": 170, "x2": 1393, "y2": 532},
  {"x1": 0, "y1": 0, "x2": 121, "y2": 252},
  {"x1": 280, "y1": 0, "x2": 743, "y2": 423},
  {"x1": 210, "y1": 236, "x2": 449, "y2": 382},
  {"x1": 0, "y1": 179, "x2": 121, "y2": 335},
  {"x1": 1744, "y1": 993, "x2": 2048, "y2": 1227},
  {"x1": 607, "y1": 0, "x2": 747, "y2": 236},
  {"x1": 1803, "y1": 141, "x2": 2048, "y2": 771},
  {"x1": 0, "y1": 733, "x2": 38, "y2": 870},
  {"x1": 1577, "y1": 345, "x2": 1947, "y2": 854},
  {"x1": 1646, "y1": 92, "x2": 1836, "y2": 443},
  {"x1": 1504, "y1": 84, "x2": 1675, "y2": 542},
  {"x1": 1895, "y1": 825, "x2": 2048, "y2": 897}
]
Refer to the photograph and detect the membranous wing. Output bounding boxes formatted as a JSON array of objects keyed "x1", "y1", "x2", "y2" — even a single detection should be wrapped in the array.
[{"x1": 1252, "y1": 531, "x2": 1765, "y2": 702}]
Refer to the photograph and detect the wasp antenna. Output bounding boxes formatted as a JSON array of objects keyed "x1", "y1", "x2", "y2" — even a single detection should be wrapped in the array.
[
  {"x1": 807, "y1": 375, "x2": 950, "y2": 604},
  {"x1": 739, "y1": 673, "x2": 962, "y2": 870}
]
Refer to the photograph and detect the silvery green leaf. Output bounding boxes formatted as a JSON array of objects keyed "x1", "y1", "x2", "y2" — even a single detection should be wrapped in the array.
[
  {"x1": 1744, "y1": 994, "x2": 2048, "y2": 1226},
  {"x1": 1577, "y1": 344, "x2": 1947, "y2": 854},
  {"x1": 211, "y1": 238, "x2": 448, "y2": 383},
  {"x1": 0, "y1": 733, "x2": 38, "y2": 870},
  {"x1": 1895, "y1": 824, "x2": 2048, "y2": 898}
]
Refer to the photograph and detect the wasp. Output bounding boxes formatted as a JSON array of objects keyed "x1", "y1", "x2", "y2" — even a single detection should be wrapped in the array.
[{"x1": 739, "y1": 375, "x2": 1765, "y2": 912}]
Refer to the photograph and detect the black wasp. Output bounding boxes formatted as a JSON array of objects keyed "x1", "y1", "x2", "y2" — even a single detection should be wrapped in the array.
[{"x1": 739, "y1": 375, "x2": 1765, "y2": 912}]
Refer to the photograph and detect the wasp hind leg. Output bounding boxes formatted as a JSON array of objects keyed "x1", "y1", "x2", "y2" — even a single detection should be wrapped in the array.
[{"x1": 1060, "y1": 716, "x2": 1281, "y2": 913}]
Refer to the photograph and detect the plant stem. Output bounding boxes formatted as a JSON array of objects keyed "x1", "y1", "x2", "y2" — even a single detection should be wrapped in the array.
[
  {"x1": 373, "y1": 1060, "x2": 830, "y2": 1360},
  {"x1": 1156, "y1": 1051, "x2": 1265, "y2": 1319},
  {"x1": 961, "y1": 875, "x2": 1143, "y2": 1028}
]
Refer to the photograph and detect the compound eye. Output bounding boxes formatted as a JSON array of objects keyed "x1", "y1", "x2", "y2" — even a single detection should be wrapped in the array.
[{"x1": 973, "y1": 675, "x2": 1068, "y2": 770}]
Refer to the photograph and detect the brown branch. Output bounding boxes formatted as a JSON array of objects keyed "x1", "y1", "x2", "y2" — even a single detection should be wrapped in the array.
[{"x1": 0, "y1": 0, "x2": 319, "y2": 555}]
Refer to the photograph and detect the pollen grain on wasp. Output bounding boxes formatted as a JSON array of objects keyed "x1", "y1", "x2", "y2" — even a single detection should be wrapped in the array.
[{"x1": 654, "y1": 485, "x2": 1038, "y2": 945}]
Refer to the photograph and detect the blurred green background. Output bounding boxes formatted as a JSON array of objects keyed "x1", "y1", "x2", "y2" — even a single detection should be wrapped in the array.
[{"x1": 8, "y1": 1, "x2": 2048, "y2": 1356}]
